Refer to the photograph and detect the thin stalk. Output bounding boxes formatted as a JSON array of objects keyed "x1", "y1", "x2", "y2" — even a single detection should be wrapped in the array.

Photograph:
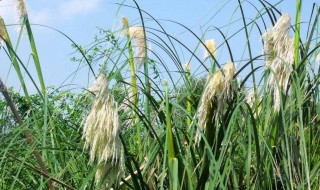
[
  {"x1": 132, "y1": 0, "x2": 151, "y2": 120},
  {"x1": 4, "y1": 18, "x2": 24, "y2": 84},
  {"x1": 270, "y1": 111, "x2": 279, "y2": 153},
  {"x1": 0, "y1": 79, "x2": 55, "y2": 190},
  {"x1": 123, "y1": 20, "x2": 142, "y2": 159},
  {"x1": 186, "y1": 65, "x2": 192, "y2": 127},
  {"x1": 1, "y1": 19, "x2": 44, "y2": 147},
  {"x1": 2, "y1": 18, "x2": 55, "y2": 179},
  {"x1": 164, "y1": 81, "x2": 178, "y2": 190},
  {"x1": 165, "y1": 81, "x2": 174, "y2": 159},
  {"x1": 211, "y1": 59, "x2": 216, "y2": 73},
  {"x1": 0, "y1": 18, "x2": 31, "y2": 104},
  {"x1": 143, "y1": 39, "x2": 151, "y2": 120},
  {"x1": 295, "y1": 78, "x2": 311, "y2": 190},
  {"x1": 238, "y1": 0, "x2": 256, "y2": 88},
  {"x1": 294, "y1": 0, "x2": 302, "y2": 71},
  {"x1": 24, "y1": 17, "x2": 46, "y2": 94},
  {"x1": 6, "y1": 152, "x2": 76, "y2": 190}
]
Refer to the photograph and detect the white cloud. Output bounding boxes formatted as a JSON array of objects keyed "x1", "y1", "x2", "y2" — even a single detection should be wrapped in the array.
[
  {"x1": 0, "y1": 0, "x2": 103, "y2": 25},
  {"x1": 29, "y1": 0, "x2": 102, "y2": 24},
  {"x1": 58, "y1": 0, "x2": 101, "y2": 19}
]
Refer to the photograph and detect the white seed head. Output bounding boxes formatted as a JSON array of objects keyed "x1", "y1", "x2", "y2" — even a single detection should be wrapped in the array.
[
  {"x1": 121, "y1": 18, "x2": 149, "y2": 68},
  {"x1": 273, "y1": 13, "x2": 291, "y2": 33},
  {"x1": 129, "y1": 26, "x2": 145, "y2": 39},
  {"x1": 83, "y1": 75, "x2": 124, "y2": 187},
  {"x1": 223, "y1": 62, "x2": 235, "y2": 87},
  {"x1": 128, "y1": 26, "x2": 148, "y2": 68},
  {"x1": 15, "y1": 0, "x2": 28, "y2": 24},
  {"x1": 262, "y1": 13, "x2": 294, "y2": 111},
  {"x1": 183, "y1": 62, "x2": 191, "y2": 72},
  {"x1": 203, "y1": 39, "x2": 216, "y2": 60},
  {"x1": 196, "y1": 62, "x2": 235, "y2": 144},
  {"x1": 87, "y1": 75, "x2": 108, "y2": 95}
]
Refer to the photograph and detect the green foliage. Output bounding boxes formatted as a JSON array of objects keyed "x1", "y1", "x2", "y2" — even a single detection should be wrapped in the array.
[{"x1": 1, "y1": 1, "x2": 320, "y2": 190}]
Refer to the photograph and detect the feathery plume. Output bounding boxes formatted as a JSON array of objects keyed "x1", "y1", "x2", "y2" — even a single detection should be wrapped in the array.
[
  {"x1": 203, "y1": 39, "x2": 216, "y2": 60},
  {"x1": 262, "y1": 13, "x2": 294, "y2": 111},
  {"x1": 83, "y1": 75, "x2": 124, "y2": 188},
  {"x1": 129, "y1": 26, "x2": 148, "y2": 68},
  {"x1": 121, "y1": 18, "x2": 148, "y2": 69},
  {"x1": 196, "y1": 62, "x2": 235, "y2": 144},
  {"x1": 15, "y1": 0, "x2": 28, "y2": 24}
]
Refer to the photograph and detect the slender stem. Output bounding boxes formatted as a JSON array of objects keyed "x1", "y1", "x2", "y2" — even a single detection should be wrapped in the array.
[
  {"x1": 132, "y1": 0, "x2": 151, "y2": 120},
  {"x1": 6, "y1": 152, "x2": 76, "y2": 190},
  {"x1": 24, "y1": 17, "x2": 46, "y2": 94},
  {"x1": 238, "y1": 0, "x2": 256, "y2": 88},
  {"x1": 165, "y1": 80, "x2": 178, "y2": 190},
  {"x1": 0, "y1": 79, "x2": 55, "y2": 190},
  {"x1": 211, "y1": 59, "x2": 216, "y2": 73},
  {"x1": 165, "y1": 81, "x2": 174, "y2": 159},
  {"x1": 123, "y1": 19, "x2": 142, "y2": 159},
  {"x1": 143, "y1": 55, "x2": 151, "y2": 120},
  {"x1": 186, "y1": 65, "x2": 192, "y2": 127},
  {"x1": 294, "y1": 0, "x2": 302, "y2": 71},
  {"x1": 0, "y1": 18, "x2": 31, "y2": 105}
]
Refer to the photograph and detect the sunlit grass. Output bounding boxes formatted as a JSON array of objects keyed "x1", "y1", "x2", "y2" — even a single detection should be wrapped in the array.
[{"x1": 1, "y1": 0, "x2": 320, "y2": 189}]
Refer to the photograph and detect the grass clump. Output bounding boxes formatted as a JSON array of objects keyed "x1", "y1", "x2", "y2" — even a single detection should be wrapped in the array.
[{"x1": 1, "y1": 1, "x2": 320, "y2": 189}]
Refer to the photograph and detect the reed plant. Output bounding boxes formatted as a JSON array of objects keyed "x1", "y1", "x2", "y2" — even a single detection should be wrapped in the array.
[{"x1": 1, "y1": 0, "x2": 320, "y2": 189}]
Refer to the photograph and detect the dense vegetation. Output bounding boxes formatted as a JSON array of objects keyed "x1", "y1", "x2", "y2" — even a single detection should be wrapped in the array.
[{"x1": 1, "y1": 0, "x2": 320, "y2": 189}]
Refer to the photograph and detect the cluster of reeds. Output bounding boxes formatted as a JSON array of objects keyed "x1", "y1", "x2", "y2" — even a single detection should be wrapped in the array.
[{"x1": 1, "y1": 0, "x2": 320, "y2": 189}]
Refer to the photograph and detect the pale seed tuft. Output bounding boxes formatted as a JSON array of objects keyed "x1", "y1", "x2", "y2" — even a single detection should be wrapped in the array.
[
  {"x1": 196, "y1": 62, "x2": 235, "y2": 144},
  {"x1": 262, "y1": 13, "x2": 294, "y2": 111},
  {"x1": 83, "y1": 75, "x2": 124, "y2": 188},
  {"x1": 203, "y1": 39, "x2": 217, "y2": 60}
]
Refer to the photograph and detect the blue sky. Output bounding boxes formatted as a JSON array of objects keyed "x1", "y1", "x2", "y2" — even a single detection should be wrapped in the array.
[{"x1": 0, "y1": 0, "x2": 318, "y2": 94}]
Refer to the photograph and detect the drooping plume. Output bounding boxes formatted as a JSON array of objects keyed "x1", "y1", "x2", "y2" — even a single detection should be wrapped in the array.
[
  {"x1": 203, "y1": 39, "x2": 217, "y2": 60},
  {"x1": 262, "y1": 13, "x2": 294, "y2": 110},
  {"x1": 83, "y1": 75, "x2": 124, "y2": 187},
  {"x1": 196, "y1": 62, "x2": 235, "y2": 144}
]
